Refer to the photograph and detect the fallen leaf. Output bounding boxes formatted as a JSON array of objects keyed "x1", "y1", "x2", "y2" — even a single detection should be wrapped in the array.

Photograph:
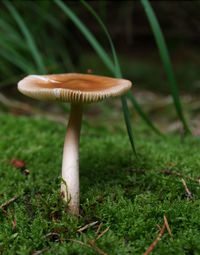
[{"x1": 11, "y1": 158, "x2": 25, "y2": 169}]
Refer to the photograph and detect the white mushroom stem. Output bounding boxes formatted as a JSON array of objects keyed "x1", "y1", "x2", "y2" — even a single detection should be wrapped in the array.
[{"x1": 61, "y1": 103, "x2": 83, "y2": 214}]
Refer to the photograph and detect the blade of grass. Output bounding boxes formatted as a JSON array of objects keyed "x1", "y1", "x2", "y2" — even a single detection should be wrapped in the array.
[
  {"x1": 0, "y1": 48, "x2": 34, "y2": 73},
  {"x1": 0, "y1": 19, "x2": 25, "y2": 47},
  {"x1": 80, "y1": 0, "x2": 121, "y2": 77},
  {"x1": 54, "y1": 0, "x2": 115, "y2": 74},
  {"x1": 63, "y1": 0, "x2": 137, "y2": 156},
  {"x1": 3, "y1": 0, "x2": 46, "y2": 74},
  {"x1": 81, "y1": 0, "x2": 163, "y2": 147},
  {"x1": 121, "y1": 96, "x2": 137, "y2": 157},
  {"x1": 127, "y1": 91, "x2": 163, "y2": 136},
  {"x1": 56, "y1": 0, "x2": 161, "y2": 139},
  {"x1": 141, "y1": 0, "x2": 191, "y2": 134}
]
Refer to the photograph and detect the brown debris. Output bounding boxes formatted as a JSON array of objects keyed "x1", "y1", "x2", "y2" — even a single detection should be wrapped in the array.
[
  {"x1": 143, "y1": 221, "x2": 166, "y2": 255},
  {"x1": 128, "y1": 168, "x2": 200, "y2": 184},
  {"x1": 181, "y1": 178, "x2": 194, "y2": 201},
  {"x1": 32, "y1": 248, "x2": 49, "y2": 255},
  {"x1": 62, "y1": 238, "x2": 107, "y2": 255},
  {"x1": 96, "y1": 227, "x2": 109, "y2": 240},
  {"x1": 95, "y1": 223, "x2": 102, "y2": 236},
  {"x1": 10, "y1": 210, "x2": 16, "y2": 230},
  {"x1": 1, "y1": 158, "x2": 30, "y2": 176},
  {"x1": 164, "y1": 215, "x2": 173, "y2": 241},
  {"x1": 11, "y1": 219, "x2": 16, "y2": 230},
  {"x1": 66, "y1": 222, "x2": 109, "y2": 255},
  {"x1": 0, "y1": 196, "x2": 19, "y2": 209},
  {"x1": 11, "y1": 158, "x2": 25, "y2": 169},
  {"x1": 25, "y1": 195, "x2": 34, "y2": 221},
  {"x1": 87, "y1": 239, "x2": 107, "y2": 255},
  {"x1": 162, "y1": 169, "x2": 199, "y2": 184},
  {"x1": 64, "y1": 238, "x2": 91, "y2": 248},
  {"x1": 24, "y1": 169, "x2": 30, "y2": 176},
  {"x1": 156, "y1": 224, "x2": 161, "y2": 231},
  {"x1": 77, "y1": 221, "x2": 98, "y2": 233},
  {"x1": 87, "y1": 69, "x2": 93, "y2": 74}
]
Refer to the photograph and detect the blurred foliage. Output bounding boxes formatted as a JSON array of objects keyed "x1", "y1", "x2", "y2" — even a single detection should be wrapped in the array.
[
  {"x1": 0, "y1": 1, "x2": 199, "y2": 92},
  {"x1": 0, "y1": 0, "x2": 199, "y2": 134}
]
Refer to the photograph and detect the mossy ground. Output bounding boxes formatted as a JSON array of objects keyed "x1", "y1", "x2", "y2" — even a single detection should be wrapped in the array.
[{"x1": 0, "y1": 111, "x2": 200, "y2": 255}]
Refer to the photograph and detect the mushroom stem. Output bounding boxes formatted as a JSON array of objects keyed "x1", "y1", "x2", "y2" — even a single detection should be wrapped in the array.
[{"x1": 61, "y1": 103, "x2": 83, "y2": 214}]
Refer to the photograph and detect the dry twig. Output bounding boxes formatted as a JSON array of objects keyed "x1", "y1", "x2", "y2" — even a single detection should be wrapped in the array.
[
  {"x1": 164, "y1": 215, "x2": 173, "y2": 241},
  {"x1": 77, "y1": 221, "x2": 98, "y2": 233},
  {"x1": 129, "y1": 168, "x2": 200, "y2": 184},
  {"x1": 0, "y1": 196, "x2": 19, "y2": 209},
  {"x1": 95, "y1": 223, "x2": 102, "y2": 236},
  {"x1": 88, "y1": 239, "x2": 107, "y2": 255},
  {"x1": 156, "y1": 224, "x2": 161, "y2": 231},
  {"x1": 162, "y1": 169, "x2": 199, "y2": 184},
  {"x1": 96, "y1": 228, "x2": 109, "y2": 240},
  {"x1": 32, "y1": 248, "x2": 49, "y2": 255},
  {"x1": 143, "y1": 221, "x2": 166, "y2": 255},
  {"x1": 63, "y1": 238, "x2": 107, "y2": 255},
  {"x1": 181, "y1": 178, "x2": 194, "y2": 201},
  {"x1": 63, "y1": 238, "x2": 92, "y2": 248}
]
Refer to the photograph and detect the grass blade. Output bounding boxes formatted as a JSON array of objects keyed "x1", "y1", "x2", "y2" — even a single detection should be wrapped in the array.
[
  {"x1": 0, "y1": 48, "x2": 33, "y2": 73},
  {"x1": 70, "y1": 0, "x2": 137, "y2": 156},
  {"x1": 121, "y1": 96, "x2": 137, "y2": 157},
  {"x1": 55, "y1": 0, "x2": 115, "y2": 74},
  {"x1": 141, "y1": 0, "x2": 191, "y2": 134},
  {"x1": 3, "y1": 0, "x2": 46, "y2": 74},
  {"x1": 56, "y1": 0, "x2": 161, "y2": 138},
  {"x1": 80, "y1": 0, "x2": 121, "y2": 77},
  {"x1": 127, "y1": 91, "x2": 163, "y2": 136}
]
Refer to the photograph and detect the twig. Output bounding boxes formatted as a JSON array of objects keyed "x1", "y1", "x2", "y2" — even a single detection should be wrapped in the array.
[
  {"x1": 88, "y1": 239, "x2": 107, "y2": 255},
  {"x1": 164, "y1": 215, "x2": 173, "y2": 241},
  {"x1": 32, "y1": 248, "x2": 49, "y2": 255},
  {"x1": 96, "y1": 228, "x2": 109, "y2": 240},
  {"x1": 95, "y1": 223, "x2": 102, "y2": 236},
  {"x1": 62, "y1": 238, "x2": 92, "y2": 248},
  {"x1": 129, "y1": 168, "x2": 200, "y2": 184},
  {"x1": 10, "y1": 210, "x2": 16, "y2": 230},
  {"x1": 0, "y1": 196, "x2": 19, "y2": 209},
  {"x1": 143, "y1": 221, "x2": 166, "y2": 255},
  {"x1": 77, "y1": 221, "x2": 98, "y2": 233},
  {"x1": 25, "y1": 195, "x2": 34, "y2": 221},
  {"x1": 163, "y1": 170, "x2": 199, "y2": 184},
  {"x1": 181, "y1": 178, "x2": 194, "y2": 201},
  {"x1": 44, "y1": 232, "x2": 59, "y2": 238},
  {"x1": 156, "y1": 224, "x2": 161, "y2": 231}
]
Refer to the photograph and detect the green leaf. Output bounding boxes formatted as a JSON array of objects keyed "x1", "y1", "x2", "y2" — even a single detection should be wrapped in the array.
[
  {"x1": 56, "y1": 0, "x2": 161, "y2": 140},
  {"x1": 3, "y1": 0, "x2": 46, "y2": 74},
  {"x1": 121, "y1": 96, "x2": 137, "y2": 157},
  {"x1": 54, "y1": 0, "x2": 115, "y2": 74},
  {"x1": 0, "y1": 48, "x2": 34, "y2": 73},
  {"x1": 127, "y1": 91, "x2": 163, "y2": 136},
  {"x1": 80, "y1": 0, "x2": 121, "y2": 77},
  {"x1": 141, "y1": 0, "x2": 191, "y2": 134},
  {"x1": 63, "y1": 0, "x2": 136, "y2": 156}
]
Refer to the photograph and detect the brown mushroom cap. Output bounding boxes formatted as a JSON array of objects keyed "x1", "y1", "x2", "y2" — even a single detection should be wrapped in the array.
[{"x1": 18, "y1": 73, "x2": 132, "y2": 103}]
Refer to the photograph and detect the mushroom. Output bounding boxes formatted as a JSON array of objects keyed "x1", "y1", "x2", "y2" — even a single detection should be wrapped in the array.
[{"x1": 18, "y1": 73, "x2": 132, "y2": 214}]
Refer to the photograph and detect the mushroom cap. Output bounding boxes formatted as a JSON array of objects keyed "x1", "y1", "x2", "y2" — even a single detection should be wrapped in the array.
[{"x1": 18, "y1": 73, "x2": 132, "y2": 103}]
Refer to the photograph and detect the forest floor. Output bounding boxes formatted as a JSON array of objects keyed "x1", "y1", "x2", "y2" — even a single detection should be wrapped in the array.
[{"x1": 0, "y1": 92, "x2": 200, "y2": 254}]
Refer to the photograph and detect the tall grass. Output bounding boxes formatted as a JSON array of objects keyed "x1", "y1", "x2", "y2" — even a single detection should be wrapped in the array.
[
  {"x1": 141, "y1": 0, "x2": 191, "y2": 134},
  {"x1": 55, "y1": 0, "x2": 139, "y2": 156},
  {"x1": 0, "y1": 1, "x2": 191, "y2": 141},
  {"x1": 3, "y1": 0, "x2": 46, "y2": 74}
]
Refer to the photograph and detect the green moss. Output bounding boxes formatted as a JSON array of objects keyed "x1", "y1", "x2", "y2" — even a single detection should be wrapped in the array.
[{"x1": 0, "y1": 113, "x2": 200, "y2": 254}]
